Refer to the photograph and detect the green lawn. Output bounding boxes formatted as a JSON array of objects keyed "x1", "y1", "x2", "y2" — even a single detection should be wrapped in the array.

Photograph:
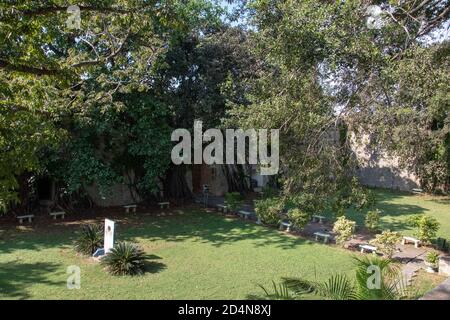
[
  {"x1": 0, "y1": 208, "x2": 355, "y2": 299},
  {"x1": 324, "y1": 189, "x2": 450, "y2": 239},
  {"x1": 1, "y1": 189, "x2": 448, "y2": 300}
]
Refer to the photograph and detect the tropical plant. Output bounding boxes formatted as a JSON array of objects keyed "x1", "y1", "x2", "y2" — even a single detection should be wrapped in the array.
[
  {"x1": 286, "y1": 208, "x2": 310, "y2": 230},
  {"x1": 254, "y1": 197, "x2": 283, "y2": 226},
  {"x1": 101, "y1": 242, "x2": 146, "y2": 276},
  {"x1": 224, "y1": 192, "x2": 244, "y2": 212},
  {"x1": 370, "y1": 230, "x2": 402, "y2": 259},
  {"x1": 425, "y1": 251, "x2": 439, "y2": 266},
  {"x1": 332, "y1": 216, "x2": 356, "y2": 247},
  {"x1": 365, "y1": 209, "x2": 381, "y2": 232},
  {"x1": 259, "y1": 256, "x2": 409, "y2": 300},
  {"x1": 74, "y1": 224, "x2": 104, "y2": 255},
  {"x1": 408, "y1": 215, "x2": 440, "y2": 244}
]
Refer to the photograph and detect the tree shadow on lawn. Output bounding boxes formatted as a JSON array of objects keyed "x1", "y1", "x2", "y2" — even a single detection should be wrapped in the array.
[
  {"x1": 0, "y1": 233, "x2": 74, "y2": 255},
  {"x1": 121, "y1": 211, "x2": 315, "y2": 250},
  {"x1": 0, "y1": 261, "x2": 64, "y2": 299},
  {"x1": 143, "y1": 254, "x2": 167, "y2": 274}
]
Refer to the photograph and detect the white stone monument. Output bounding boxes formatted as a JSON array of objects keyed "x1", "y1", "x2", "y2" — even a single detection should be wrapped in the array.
[{"x1": 104, "y1": 219, "x2": 115, "y2": 254}]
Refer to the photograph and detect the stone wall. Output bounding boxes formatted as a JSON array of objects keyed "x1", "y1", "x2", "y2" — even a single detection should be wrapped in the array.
[{"x1": 350, "y1": 132, "x2": 420, "y2": 191}]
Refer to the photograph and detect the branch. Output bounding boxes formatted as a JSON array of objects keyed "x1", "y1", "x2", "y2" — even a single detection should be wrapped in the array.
[{"x1": 0, "y1": 59, "x2": 60, "y2": 76}]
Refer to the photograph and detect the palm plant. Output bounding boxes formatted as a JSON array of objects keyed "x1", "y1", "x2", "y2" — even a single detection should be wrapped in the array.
[
  {"x1": 260, "y1": 256, "x2": 409, "y2": 300},
  {"x1": 74, "y1": 224, "x2": 104, "y2": 255},
  {"x1": 101, "y1": 241, "x2": 146, "y2": 276}
]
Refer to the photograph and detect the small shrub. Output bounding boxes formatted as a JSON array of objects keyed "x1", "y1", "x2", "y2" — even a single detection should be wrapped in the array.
[
  {"x1": 254, "y1": 197, "x2": 283, "y2": 226},
  {"x1": 370, "y1": 230, "x2": 401, "y2": 258},
  {"x1": 332, "y1": 216, "x2": 356, "y2": 247},
  {"x1": 224, "y1": 192, "x2": 244, "y2": 212},
  {"x1": 365, "y1": 209, "x2": 381, "y2": 232},
  {"x1": 287, "y1": 208, "x2": 310, "y2": 230},
  {"x1": 408, "y1": 215, "x2": 440, "y2": 244},
  {"x1": 101, "y1": 242, "x2": 146, "y2": 276},
  {"x1": 425, "y1": 251, "x2": 439, "y2": 266},
  {"x1": 74, "y1": 224, "x2": 103, "y2": 255}
]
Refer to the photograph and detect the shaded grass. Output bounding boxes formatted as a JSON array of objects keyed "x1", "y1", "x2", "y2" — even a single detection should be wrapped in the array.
[{"x1": 323, "y1": 189, "x2": 450, "y2": 238}]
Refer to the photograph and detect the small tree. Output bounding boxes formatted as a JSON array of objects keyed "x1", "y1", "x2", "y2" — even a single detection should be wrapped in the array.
[
  {"x1": 370, "y1": 230, "x2": 401, "y2": 258},
  {"x1": 333, "y1": 216, "x2": 356, "y2": 247},
  {"x1": 254, "y1": 197, "x2": 283, "y2": 226},
  {"x1": 408, "y1": 215, "x2": 440, "y2": 244},
  {"x1": 224, "y1": 192, "x2": 244, "y2": 212},
  {"x1": 287, "y1": 208, "x2": 310, "y2": 230},
  {"x1": 365, "y1": 209, "x2": 381, "y2": 233}
]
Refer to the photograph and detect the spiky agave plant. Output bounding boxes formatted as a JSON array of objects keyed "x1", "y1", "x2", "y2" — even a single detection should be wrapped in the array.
[
  {"x1": 74, "y1": 224, "x2": 103, "y2": 255},
  {"x1": 259, "y1": 256, "x2": 409, "y2": 300},
  {"x1": 101, "y1": 242, "x2": 146, "y2": 276}
]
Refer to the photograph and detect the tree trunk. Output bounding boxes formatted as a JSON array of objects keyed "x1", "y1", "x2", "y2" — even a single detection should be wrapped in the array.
[{"x1": 163, "y1": 164, "x2": 192, "y2": 201}]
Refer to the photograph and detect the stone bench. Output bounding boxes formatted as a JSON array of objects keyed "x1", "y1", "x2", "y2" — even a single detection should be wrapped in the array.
[
  {"x1": 158, "y1": 202, "x2": 170, "y2": 209},
  {"x1": 49, "y1": 211, "x2": 65, "y2": 220},
  {"x1": 216, "y1": 204, "x2": 228, "y2": 213},
  {"x1": 17, "y1": 214, "x2": 34, "y2": 224},
  {"x1": 123, "y1": 204, "x2": 137, "y2": 213},
  {"x1": 402, "y1": 236, "x2": 421, "y2": 248},
  {"x1": 313, "y1": 231, "x2": 331, "y2": 243},
  {"x1": 359, "y1": 244, "x2": 377, "y2": 254},
  {"x1": 238, "y1": 210, "x2": 252, "y2": 219},
  {"x1": 312, "y1": 215, "x2": 326, "y2": 224},
  {"x1": 412, "y1": 188, "x2": 423, "y2": 194},
  {"x1": 279, "y1": 221, "x2": 292, "y2": 232}
]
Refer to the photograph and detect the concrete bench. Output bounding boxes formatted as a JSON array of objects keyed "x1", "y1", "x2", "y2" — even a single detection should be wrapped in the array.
[
  {"x1": 312, "y1": 215, "x2": 326, "y2": 224},
  {"x1": 216, "y1": 204, "x2": 228, "y2": 213},
  {"x1": 402, "y1": 236, "x2": 421, "y2": 248},
  {"x1": 158, "y1": 202, "x2": 170, "y2": 209},
  {"x1": 359, "y1": 244, "x2": 377, "y2": 254},
  {"x1": 279, "y1": 221, "x2": 292, "y2": 232},
  {"x1": 314, "y1": 231, "x2": 331, "y2": 243},
  {"x1": 49, "y1": 211, "x2": 65, "y2": 220},
  {"x1": 238, "y1": 210, "x2": 252, "y2": 219},
  {"x1": 17, "y1": 214, "x2": 34, "y2": 224},
  {"x1": 123, "y1": 204, "x2": 137, "y2": 213},
  {"x1": 412, "y1": 188, "x2": 423, "y2": 194}
]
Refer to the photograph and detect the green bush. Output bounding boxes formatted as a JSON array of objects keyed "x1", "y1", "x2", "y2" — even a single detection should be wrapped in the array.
[
  {"x1": 254, "y1": 197, "x2": 283, "y2": 226},
  {"x1": 365, "y1": 209, "x2": 381, "y2": 232},
  {"x1": 425, "y1": 251, "x2": 439, "y2": 265},
  {"x1": 285, "y1": 193, "x2": 324, "y2": 215},
  {"x1": 224, "y1": 192, "x2": 244, "y2": 212},
  {"x1": 287, "y1": 208, "x2": 310, "y2": 230},
  {"x1": 370, "y1": 230, "x2": 401, "y2": 258},
  {"x1": 74, "y1": 224, "x2": 104, "y2": 255},
  {"x1": 101, "y1": 241, "x2": 146, "y2": 276},
  {"x1": 332, "y1": 216, "x2": 356, "y2": 247},
  {"x1": 408, "y1": 215, "x2": 440, "y2": 244}
]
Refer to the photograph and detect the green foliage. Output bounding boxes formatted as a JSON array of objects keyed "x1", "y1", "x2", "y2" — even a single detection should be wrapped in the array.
[
  {"x1": 101, "y1": 242, "x2": 146, "y2": 276},
  {"x1": 286, "y1": 208, "x2": 310, "y2": 230},
  {"x1": 261, "y1": 256, "x2": 409, "y2": 300},
  {"x1": 370, "y1": 230, "x2": 402, "y2": 259},
  {"x1": 365, "y1": 209, "x2": 381, "y2": 233},
  {"x1": 332, "y1": 216, "x2": 356, "y2": 247},
  {"x1": 285, "y1": 193, "x2": 324, "y2": 215},
  {"x1": 408, "y1": 215, "x2": 440, "y2": 244},
  {"x1": 254, "y1": 197, "x2": 283, "y2": 226},
  {"x1": 74, "y1": 224, "x2": 104, "y2": 255},
  {"x1": 425, "y1": 251, "x2": 439, "y2": 265},
  {"x1": 224, "y1": 192, "x2": 244, "y2": 212}
]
